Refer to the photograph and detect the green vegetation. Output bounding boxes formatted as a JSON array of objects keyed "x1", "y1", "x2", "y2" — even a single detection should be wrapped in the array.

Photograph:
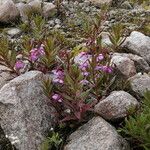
[
  {"x1": 41, "y1": 130, "x2": 63, "y2": 150},
  {"x1": 120, "y1": 91, "x2": 150, "y2": 150}
]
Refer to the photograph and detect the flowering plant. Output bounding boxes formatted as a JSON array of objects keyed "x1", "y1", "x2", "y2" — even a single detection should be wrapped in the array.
[
  {"x1": 42, "y1": 64, "x2": 95, "y2": 123},
  {"x1": 74, "y1": 50, "x2": 113, "y2": 100},
  {"x1": 42, "y1": 38, "x2": 114, "y2": 124},
  {"x1": 0, "y1": 13, "x2": 115, "y2": 125},
  {"x1": 13, "y1": 36, "x2": 59, "y2": 74}
]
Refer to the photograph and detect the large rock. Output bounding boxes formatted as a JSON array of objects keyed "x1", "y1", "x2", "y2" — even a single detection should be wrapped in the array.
[
  {"x1": 6, "y1": 27, "x2": 21, "y2": 37},
  {"x1": 0, "y1": 71, "x2": 55, "y2": 150},
  {"x1": 130, "y1": 73, "x2": 150, "y2": 96},
  {"x1": 111, "y1": 55, "x2": 136, "y2": 77},
  {"x1": 123, "y1": 31, "x2": 150, "y2": 64},
  {"x1": 28, "y1": 0, "x2": 56, "y2": 18},
  {"x1": 42, "y1": 2, "x2": 56, "y2": 18},
  {"x1": 94, "y1": 91, "x2": 139, "y2": 121},
  {"x1": 64, "y1": 117, "x2": 130, "y2": 150},
  {"x1": 16, "y1": 3, "x2": 32, "y2": 22},
  {"x1": 0, "y1": 0, "x2": 19, "y2": 23},
  {"x1": 28, "y1": 0, "x2": 42, "y2": 13},
  {"x1": 112, "y1": 53, "x2": 150, "y2": 73},
  {"x1": 0, "y1": 65, "x2": 12, "y2": 89}
]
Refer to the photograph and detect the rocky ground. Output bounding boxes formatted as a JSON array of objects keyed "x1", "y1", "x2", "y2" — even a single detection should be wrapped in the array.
[{"x1": 0, "y1": 0, "x2": 150, "y2": 150}]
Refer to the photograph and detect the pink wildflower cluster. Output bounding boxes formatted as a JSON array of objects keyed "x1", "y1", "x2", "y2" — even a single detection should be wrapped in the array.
[
  {"x1": 29, "y1": 44, "x2": 45, "y2": 62},
  {"x1": 75, "y1": 52, "x2": 113, "y2": 85},
  {"x1": 14, "y1": 60, "x2": 25, "y2": 70},
  {"x1": 51, "y1": 69, "x2": 64, "y2": 103},
  {"x1": 14, "y1": 44, "x2": 45, "y2": 71},
  {"x1": 75, "y1": 52, "x2": 91, "y2": 77},
  {"x1": 51, "y1": 69, "x2": 64, "y2": 84},
  {"x1": 95, "y1": 65, "x2": 113, "y2": 73},
  {"x1": 76, "y1": 51, "x2": 112, "y2": 74}
]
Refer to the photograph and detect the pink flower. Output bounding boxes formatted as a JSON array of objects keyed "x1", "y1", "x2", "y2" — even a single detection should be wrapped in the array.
[
  {"x1": 29, "y1": 45, "x2": 45, "y2": 62},
  {"x1": 51, "y1": 69, "x2": 64, "y2": 84},
  {"x1": 95, "y1": 65, "x2": 113, "y2": 73},
  {"x1": 102, "y1": 66, "x2": 113, "y2": 73},
  {"x1": 29, "y1": 49, "x2": 39, "y2": 61},
  {"x1": 52, "y1": 69, "x2": 64, "y2": 78},
  {"x1": 79, "y1": 61, "x2": 89, "y2": 71},
  {"x1": 74, "y1": 52, "x2": 92, "y2": 78},
  {"x1": 53, "y1": 78, "x2": 64, "y2": 84},
  {"x1": 82, "y1": 71, "x2": 89, "y2": 77},
  {"x1": 14, "y1": 60, "x2": 25, "y2": 70},
  {"x1": 74, "y1": 52, "x2": 91, "y2": 66},
  {"x1": 95, "y1": 66, "x2": 103, "y2": 71},
  {"x1": 52, "y1": 94, "x2": 62, "y2": 102},
  {"x1": 79, "y1": 51, "x2": 87, "y2": 56},
  {"x1": 96, "y1": 54, "x2": 104, "y2": 62}
]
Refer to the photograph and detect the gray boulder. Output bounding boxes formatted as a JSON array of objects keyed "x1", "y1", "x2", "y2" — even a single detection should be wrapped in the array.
[
  {"x1": 122, "y1": 31, "x2": 150, "y2": 64},
  {"x1": 0, "y1": 71, "x2": 55, "y2": 150},
  {"x1": 94, "y1": 91, "x2": 139, "y2": 121},
  {"x1": 6, "y1": 28, "x2": 21, "y2": 37},
  {"x1": 28, "y1": 0, "x2": 42, "y2": 13},
  {"x1": 42, "y1": 2, "x2": 56, "y2": 18},
  {"x1": 0, "y1": 65, "x2": 13, "y2": 89},
  {"x1": 0, "y1": 0, "x2": 19, "y2": 23},
  {"x1": 28, "y1": 0, "x2": 56, "y2": 18},
  {"x1": 111, "y1": 55, "x2": 136, "y2": 77},
  {"x1": 112, "y1": 53, "x2": 150, "y2": 73},
  {"x1": 64, "y1": 117, "x2": 130, "y2": 150},
  {"x1": 16, "y1": 2, "x2": 32, "y2": 22},
  {"x1": 130, "y1": 73, "x2": 150, "y2": 96}
]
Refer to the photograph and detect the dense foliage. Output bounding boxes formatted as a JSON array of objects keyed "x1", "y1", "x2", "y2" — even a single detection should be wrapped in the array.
[{"x1": 120, "y1": 91, "x2": 150, "y2": 150}]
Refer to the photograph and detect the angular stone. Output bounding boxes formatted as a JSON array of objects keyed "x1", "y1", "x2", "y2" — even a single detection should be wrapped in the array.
[
  {"x1": 94, "y1": 91, "x2": 139, "y2": 121},
  {"x1": 0, "y1": 0, "x2": 19, "y2": 23},
  {"x1": 130, "y1": 73, "x2": 150, "y2": 96},
  {"x1": 101, "y1": 32, "x2": 112, "y2": 46},
  {"x1": 111, "y1": 55, "x2": 136, "y2": 77},
  {"x1": 113, "y1": 53, "x2": 150, "y2": 73},
  {"x1": 122, "y1": 31, "x2": 150, "y2": 64},
  {"x1": 16, "y1": 3, "x2": 32, "y2": 22},
  {"x1": 28, "y1": 0, "x2": 42, "y2": 14},
  {"x1": 6, "y1": 28, "x2": 21, "y2": 37},
  {"x1": 0, "y1": 65, "x2": 12, "y2": 89},
  {"x1": 42, "y1": 2, "x2": 56, "y2": 18},
  {"x1": 64, "y1": 117, "x2": 130, "y2": 150},
  {"x1": 28, "y1": 0, "x2": 56, "y2": 18},
  {"x1": 0, "y1": 71, "x2": 55, "y2": 150}
]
